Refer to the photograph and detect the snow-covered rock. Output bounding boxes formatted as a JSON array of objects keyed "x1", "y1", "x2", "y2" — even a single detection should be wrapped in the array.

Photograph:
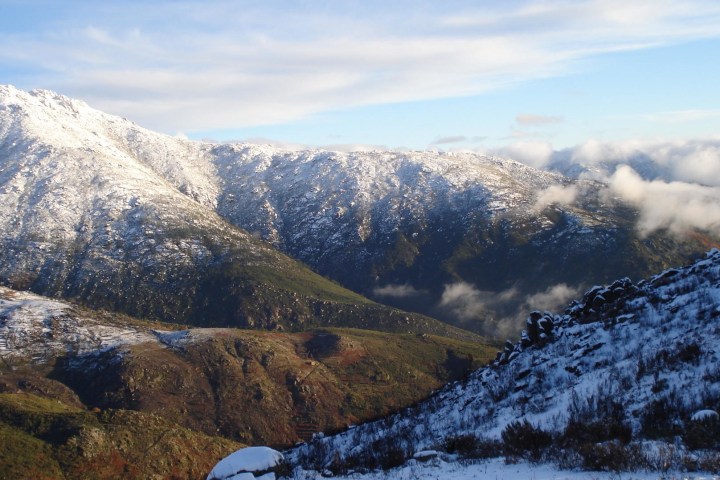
[
  {"x1": 691, "y1": 410, "x2": 719, "y2": 422},
  {"x1": 207, "y1": 446, "x2": 285, "y2": 480},
  {"x1": 0, "y1": 286, "x2": 155, "y2": 363}
]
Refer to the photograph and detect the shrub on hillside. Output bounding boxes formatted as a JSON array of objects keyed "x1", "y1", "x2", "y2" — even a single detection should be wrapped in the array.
[
  {"x1": 640, "y1": 397, "x2": 683, "y2": 439},
  {"x1": 684, "y1": 416, "x2": 720, "y2": 450},
  {"x1": 501, "y1": 419, "x2": 552, "y2": 461},
  {"x1": 561, "y1": 417, "x2": 632, "y2": 449},
  {"x1": 443, "y1": 434, "x2": 502, "y2": 458},
  {"x1": 577, "y1": 441, "x2": 647, "y2": 472}
]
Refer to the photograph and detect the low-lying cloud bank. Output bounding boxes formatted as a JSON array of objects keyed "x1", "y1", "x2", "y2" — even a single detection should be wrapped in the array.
[
  {"x1": 438, "y1": 281, "x2": 581, "y2": 339},
  {"x1": 373, "y1": 283, "x2": 425, "y2": 299},
  {"x1": 608, "y1": 165, "x2": 720, "y2": 235},
  {"x1": 499, "y1": 137, "x2": 720, "y2": 237}
]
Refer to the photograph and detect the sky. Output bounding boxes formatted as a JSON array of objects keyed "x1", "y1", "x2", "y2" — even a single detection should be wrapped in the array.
[{"x1": 1, "y1": 0, "x2": 720, "y2": 151}]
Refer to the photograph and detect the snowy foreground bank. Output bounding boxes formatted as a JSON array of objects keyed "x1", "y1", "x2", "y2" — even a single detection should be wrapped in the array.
[
  {"x1": 206, "y1": 445, "x2": 719, "y2": 480},
  {"x1": 290, "y1": 457, "x2": 719, "y2": 480}
]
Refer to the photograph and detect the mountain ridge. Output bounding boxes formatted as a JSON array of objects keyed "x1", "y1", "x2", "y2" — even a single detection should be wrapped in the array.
[
  {"x1": 0, "y1": 85, "x2": 479, "y2": 340},
  {"x1": 3, "y1": 85, "x2": 714, "y2": 337}
]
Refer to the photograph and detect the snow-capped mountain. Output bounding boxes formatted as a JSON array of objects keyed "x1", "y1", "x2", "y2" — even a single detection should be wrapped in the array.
[
  {"x1": 0, "y1": 85, "x2": 713, "y2": 336},
  {"x1": 207, "y1": 143, "x2": 713, "y2": 336},
  {"x1": 281, "y1": 249, "x2": 720, "y2": 477},
  {"x1": 0, "y1": 85, "x2": 475, "y2": 339}
]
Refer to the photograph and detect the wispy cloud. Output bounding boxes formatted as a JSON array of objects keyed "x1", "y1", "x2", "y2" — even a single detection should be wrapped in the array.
[
  {"x1": 373, "y1": 283, "x2": 425, "y2": 299},
  {"x1": 2, "y1": 0, "x2": 719, "y2": 133},
  {"x1": 637, "y1": 109, "x2": 720, "y2": 124},
  {"x1": 431, "y1": 135, "x2": 467, "y2": 145},
  {"x1": 523, "y1": 284, "x2": 581, "y2": 313},
  {"x1": 516, "y1": 114, "x2": 563, "y2": 125},
  {"x1": 437, "y1": 281, "x2": 581, "y2": 338}
]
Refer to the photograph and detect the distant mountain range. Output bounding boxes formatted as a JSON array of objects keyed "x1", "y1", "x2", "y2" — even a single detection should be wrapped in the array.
[{"x1": 0, "y1": 85, "x2": 714, "y2": 338}]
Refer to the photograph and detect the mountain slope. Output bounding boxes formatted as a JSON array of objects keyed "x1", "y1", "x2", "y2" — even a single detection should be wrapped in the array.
[
  {"x1": 0, "y1": 393, "x2": 242, "y2": 480},
  {"x1": 0, "y1": 286, "x2": 497, "y2": 449},
  {"x1": 282, "y1": 249, "x2": 720, "y2": 476},
  {"x1": 0, "y1": 85, "x2": 476, "y2": 340}
]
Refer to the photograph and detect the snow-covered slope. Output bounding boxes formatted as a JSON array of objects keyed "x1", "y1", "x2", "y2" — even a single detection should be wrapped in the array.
[
  {"x1": 0, "y1": 84, "x2": 250, "y2": 299},
  {"x1": 2, "y1": 85, "x2": 480, "y2": 337},
  {"x1": 283, "y1": 250, "x2": 720, "y2": 476},
  {"x1": 210, "y1": 143, "x2": 564, "y2": 257},
  {"x1": 0, "y1": 85, "x2": 712, "y2": 335},
  {"x1": 0, "y1": 286, "x2": 155, "y2": 364}
]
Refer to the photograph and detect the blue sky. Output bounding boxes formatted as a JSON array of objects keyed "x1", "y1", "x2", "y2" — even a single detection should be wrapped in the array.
[{"x1": 1, "y1": 0, "x2": 719, "y2": 151}]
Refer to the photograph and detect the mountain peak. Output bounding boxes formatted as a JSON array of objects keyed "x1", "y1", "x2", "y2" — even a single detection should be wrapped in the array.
[{"x1": 1, "y1": 84, "x2": 89, "y2": 116}]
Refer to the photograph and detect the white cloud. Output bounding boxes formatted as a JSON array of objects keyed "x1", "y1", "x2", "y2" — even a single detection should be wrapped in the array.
[
  {"x1": 532, "y1": 184, "x2": 578, "y2": 211},
  {"x1": 439, "y1": 282, "x2": 519, "y2": 321},
  {"x1": 498, "y1": 141, "x2": 554, "y2": 169},
  {"x1": 495, "y1": 137, "x2": 720, "y2": 236},
  {"x1": 608, "y1": 165, "x2": 720, "y2": 236},
  {"x1": 438, "y1": 282, "x2": 521, "y2": 338},
  {"x1": 523, "y1": 283, "x2": 581, "y2": 313},
  {"x1": 516, "y1": 114, "x2": 563, "y2": 125},
  {"x1": 2, "y1": 1, "x2": 719, "y2": 133},
  {"x1": 373, "y1": 283, "x2": 424, "y2": 299},
  {"x1": 566, "y1": 137, "x2": 720, "y2": 186}
]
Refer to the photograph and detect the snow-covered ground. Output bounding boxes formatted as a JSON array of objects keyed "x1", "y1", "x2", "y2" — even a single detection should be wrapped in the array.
[
  {"x1": 292, "y1": 457, "x2": 719, "y2": 480},
  {"x1": 0, "y1": 286, "x2": 155, "y2": 363},
  {"x1": 0, "y1": 286, "x2": 241, "y2": 365}
]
